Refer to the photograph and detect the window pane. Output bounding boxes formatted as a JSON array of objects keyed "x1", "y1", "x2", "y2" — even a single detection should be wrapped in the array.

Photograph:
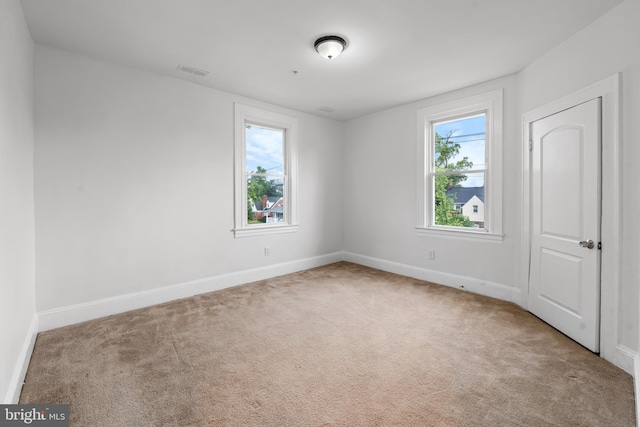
[
  {"x1": 247, "y1": 176, "x2": 285, "y2": 224},
  {"x1": 435, "y1": 172, "x2": 485, "y2": 228},
  {"x1": 245, "y1": 124, "x2": 284, "y2": 174},
  {"x1": 235, "y1": 103, "x2": 298, "y2": 236},
  {"x1": 434, "y1": 114, "x2": 485, "y2": 170},
  {"x1": 417, "y1": 90, "x2": 501, "y2": 237}
]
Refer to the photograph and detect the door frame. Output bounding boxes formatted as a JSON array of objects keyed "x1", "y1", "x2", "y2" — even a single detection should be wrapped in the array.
[{"x1": 521, "y1": 74, "x2": 626, "y2": 371}]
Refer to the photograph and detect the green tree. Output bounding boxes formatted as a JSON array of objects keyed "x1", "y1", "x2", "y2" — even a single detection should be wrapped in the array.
[
  {"x1": 434, "y1": 130, "x2": 475, "y2": 227},
  {"x1": 247, "y1": 166, "x2": 283, "y2": 221}
]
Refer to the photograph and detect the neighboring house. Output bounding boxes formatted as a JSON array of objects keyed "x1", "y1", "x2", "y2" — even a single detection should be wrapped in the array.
[
  {"x1": 254, "y1": 195, "x2": 284, "y2": 222},
  {"x1": 265, "y1": 205, "x2": 284, "y2": 223},
  {"x1": 446, "y1": 186, "x2": 485, "y2": 228}
]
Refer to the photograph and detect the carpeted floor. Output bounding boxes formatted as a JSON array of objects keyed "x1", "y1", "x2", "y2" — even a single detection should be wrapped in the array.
[{"x1": 21, "y1": 262, "x2": 635, "y2": 426}]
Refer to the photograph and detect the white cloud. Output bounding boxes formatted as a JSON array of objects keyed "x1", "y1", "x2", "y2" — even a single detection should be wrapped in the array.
[
  {"x1": 435, "y1": 114, "x2": 486, "y2": 169},
  {"x1": 246, "y1": 125, "x2": 284, "y2": 174}
]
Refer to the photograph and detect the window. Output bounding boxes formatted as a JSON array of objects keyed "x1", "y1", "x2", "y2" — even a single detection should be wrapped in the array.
[
  {"x1": 417, "y1": 90, "x2": 503, "y2": 239},
  {"x1": 234, "y1": 104, "x2": 298, "y2": 237}
]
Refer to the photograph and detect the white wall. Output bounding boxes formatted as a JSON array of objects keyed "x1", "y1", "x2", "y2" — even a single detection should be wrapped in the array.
[
  {"x1": 343, "y1": 74, "x2": 521, "y2": 297},
  {"x1": 518, "y1": 0, "x2": 640, "y2": 355},
  {"x1": 34, "y1": 45, "x2": 344, "y2": 313},
  {"x1": 0, "y1": 0, "x2": 36, "y2": 403}
]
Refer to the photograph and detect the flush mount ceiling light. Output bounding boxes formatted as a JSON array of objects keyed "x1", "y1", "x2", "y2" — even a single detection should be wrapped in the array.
[{"x1": 314, "y1": 35, "x2": 347, "y2": 60}]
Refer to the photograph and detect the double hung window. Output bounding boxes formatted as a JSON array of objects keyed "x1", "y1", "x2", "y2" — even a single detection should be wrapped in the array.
[
  {"x1": 234, "y1": 104, "x2": 298, "y2": 237},
  {"x1": 417, "y1": 91, "x2": 503, "y2": 239}
]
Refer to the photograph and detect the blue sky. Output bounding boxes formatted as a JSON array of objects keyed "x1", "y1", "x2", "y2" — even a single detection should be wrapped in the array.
[
  {"x1": 244, "y1": 116, "x2": 484, "y2": 186},
  {"x1": 434, "y1": 114, "x2": 485, "y2": 188},
  {"x1": 245, "y1": 124, "x2": 284, "y2": 175}
]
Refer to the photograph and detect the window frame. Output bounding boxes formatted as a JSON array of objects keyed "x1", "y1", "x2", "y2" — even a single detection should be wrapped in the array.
[
  {"x1": 234, "y1": 103, "x2": 298, "y2": 238},
  {"x1": 416, "y1": 90, "x2": 503, "y2": 240}
]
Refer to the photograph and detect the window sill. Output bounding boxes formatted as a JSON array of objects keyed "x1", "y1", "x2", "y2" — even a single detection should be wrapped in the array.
[
  {"x1": 416, "y1": 226, "x2": 503, "y2": 241},
  {"x1": 234, "y1": 224, "x2": 299, "y2": 238}
]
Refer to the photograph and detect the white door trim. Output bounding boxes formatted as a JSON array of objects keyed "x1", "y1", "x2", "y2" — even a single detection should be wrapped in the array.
[{"x1": 521, "y1": 74, "x2": 623, "y2": 369}]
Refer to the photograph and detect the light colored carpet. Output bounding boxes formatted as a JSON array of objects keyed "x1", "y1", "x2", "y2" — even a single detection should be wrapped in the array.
[{"x1": 21, "y1": 262, "x2": 635, "y2": 426}]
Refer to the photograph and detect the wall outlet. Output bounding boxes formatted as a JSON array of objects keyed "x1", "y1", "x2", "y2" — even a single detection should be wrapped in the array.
[
  {"x1": 428, "y1": 250, "x2": 436, "y2": 260},
  {"x1": 264, "y1": 247, "x2": 270, "y2": 256}
]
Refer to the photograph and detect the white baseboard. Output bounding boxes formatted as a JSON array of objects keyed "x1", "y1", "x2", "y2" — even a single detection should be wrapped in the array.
[
  {"x1": 631, "y1": 351, "x2": 640, "y2": 427},
  {"x1": 633, "y1": 350, "x2": 640, "y2": 427},
  {"x1": 603, "y1": 344, "x2": 639, "y2": 425},
  {"x1": 37, "y1": 251, "x2": 520, "y2": 332},
  {"x1": 343, "y1": 252, "x2": 521, "y2": 304},
  {"x1": 38, "y1": 252, "x2": 344, "y2": 331},
  {"x1": 615, "y1": 345, "x2": 637, "y2": 376},
  {"x1": 4, "y1": 314, "x2": 38, "y2": 404}
]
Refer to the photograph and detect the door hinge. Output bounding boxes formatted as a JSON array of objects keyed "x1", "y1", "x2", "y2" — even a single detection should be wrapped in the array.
[
  {"x1": 598, "y1": 242, "x2": 602, "y2": 250},
  {"x1": 529, "y1": 140, "x2": 533, "y2": 151}
]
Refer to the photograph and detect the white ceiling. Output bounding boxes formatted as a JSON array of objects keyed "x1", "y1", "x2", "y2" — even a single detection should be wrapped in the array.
[{"x1": 20, "y1": 0, "x2": 623, "y2": 121}]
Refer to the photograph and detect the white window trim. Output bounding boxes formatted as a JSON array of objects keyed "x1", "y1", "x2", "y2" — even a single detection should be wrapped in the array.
[
  {"x1": 234, "y1": 103, "x2": 298, "y2": 238},
  {"x1": 416, "y1": 90, "x2": 503, "y2": 240}
]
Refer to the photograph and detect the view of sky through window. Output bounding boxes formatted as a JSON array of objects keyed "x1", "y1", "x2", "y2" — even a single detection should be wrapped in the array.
[
  {"x1": 434, "y1": 114, "x2": 485, "y2": 187},
  {"x1": 245, "y1": 124, "x2": 284, "y2": 174}
]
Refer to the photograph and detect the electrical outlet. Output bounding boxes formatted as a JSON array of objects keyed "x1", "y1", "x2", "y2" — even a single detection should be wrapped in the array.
[
  {"x1": 428, "y1": 250, "x2": 436, "y2": 260},
  {"x1": 264, "y1": 247, "x2": 270, "y2": 256}
]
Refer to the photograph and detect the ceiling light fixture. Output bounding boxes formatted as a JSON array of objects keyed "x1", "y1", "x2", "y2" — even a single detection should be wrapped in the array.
[{"x1": 314, "y1": 35, "x2": 347, "y2": 60}]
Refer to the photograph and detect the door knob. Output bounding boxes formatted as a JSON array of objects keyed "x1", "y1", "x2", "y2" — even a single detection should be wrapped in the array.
[{"x1": 579, "y1": 240, "x2": 594, "y2": 249}]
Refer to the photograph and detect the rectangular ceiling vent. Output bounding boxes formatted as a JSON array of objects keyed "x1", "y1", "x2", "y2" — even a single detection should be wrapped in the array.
[
  {"x1": 318, "y1": 106, "x2": 335, "y2": 113},
  {"x1": 176, "y1": 64, "x2": 209, "y2": 77}
]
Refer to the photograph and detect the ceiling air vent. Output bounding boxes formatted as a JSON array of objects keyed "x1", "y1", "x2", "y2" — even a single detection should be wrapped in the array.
[
  {"x1": 318, "y1": 107, "x2": 335, "y2": 113},
  {"x1": 176, "y1": 64, "x2": 209, "y2": 77}
]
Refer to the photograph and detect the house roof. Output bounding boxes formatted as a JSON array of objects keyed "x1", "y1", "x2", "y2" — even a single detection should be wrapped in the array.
[
  {"x1": 446, "y1": 187, "x2": 484, "y2": 204},
  {"x1": 256, "y1": 197, "x2": 282, "y2": 211}
]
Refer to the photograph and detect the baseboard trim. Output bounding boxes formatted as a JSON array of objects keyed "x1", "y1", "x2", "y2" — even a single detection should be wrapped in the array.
[
  {"x1": 343, "y1": 252, "x2": 521, "y2": 304},
  {"x1": 613, "y1": 344, "x2": 639, "y2": 425},
  {"x1": 614, "y1": 345, "x2": 637, "y2": 376},
  {"x1": 36, "y1": 251, "x2": 521, "y2": 332},
  {"x1": 633, "y1": 349, "x2": 640, "y2": 427},
  {"x1": 4, "y1": 314, "x2": 38, "y2": 404},
  {"x1": 38, "y1": 252, "x2": 344, "y2": 331}
]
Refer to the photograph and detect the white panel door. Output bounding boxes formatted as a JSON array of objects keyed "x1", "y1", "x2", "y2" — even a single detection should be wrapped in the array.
[{"x1": 529, "y1": 98, "x2": 601, "y2": 352}]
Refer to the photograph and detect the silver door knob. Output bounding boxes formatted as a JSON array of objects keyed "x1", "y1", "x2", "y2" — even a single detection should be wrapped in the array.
[{"x1": 579, "y1": 240, "x2": 594, "y2": 249}]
